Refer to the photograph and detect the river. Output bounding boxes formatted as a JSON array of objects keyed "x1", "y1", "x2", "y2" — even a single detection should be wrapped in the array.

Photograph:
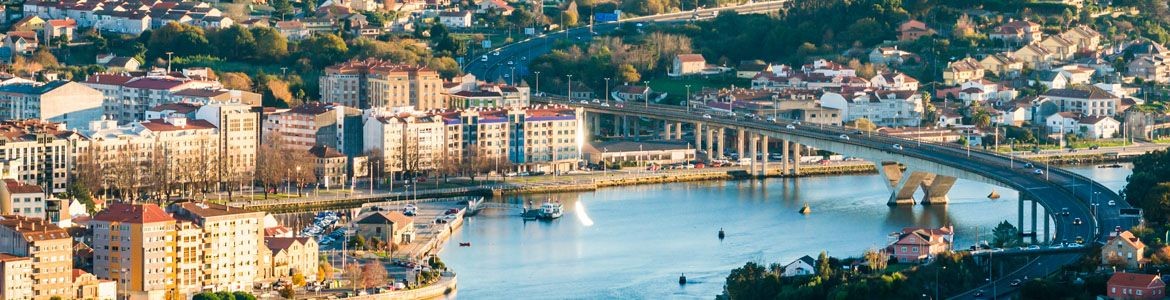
[{"x1": 438, "y1": 164, "x2": 1132, "y2": 299}]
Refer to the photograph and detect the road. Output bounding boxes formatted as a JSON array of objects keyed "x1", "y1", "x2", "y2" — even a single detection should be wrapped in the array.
[
  {"x1": 461, "y1": 1, "x2": 789, "y2": 83},
  {"x1": 543, "y1": 98, "x2": 1141, "y2": 299}
]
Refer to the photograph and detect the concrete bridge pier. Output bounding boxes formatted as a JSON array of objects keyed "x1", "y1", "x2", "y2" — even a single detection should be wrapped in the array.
[
  {"x1": 704, "y1": 127, "x2": 715, "y2": 160},
  {"x1": 792, "y1": 143, "x2": 802, "y2": 176},
  {"x1": 748, "y1": 134, "x2": 759, "y2": 176},
  {"x1": 919, "y1": 174, "x2": 956, "y2": 205},
  {"x1": 1031, "y1": 200, "x2": 1039, "y2": 244},
  {"x1": 612, "y1": 115, "x2": 621, "y2": 136},
  {"x1": 694, "y1": 122, "x2": 703, "y2": 153},
  {"x1": 759, "y1": 135, "x2": 769, "y2": 177},
  {"x1": 736, "y1": 128, "x2": 746, "y2": 159},
  {"x1": 633, "y1": 117, "x2": 641, "y2": 139},
  {"x1": 884, "y1": 170, "x2": 929, "y2": 206},
  {"x1": 711, "y1": 127, "x2": 720, "y2": 160},
  {"x1": 675, "y1": 122, "x2": 683, "y2": 140},
  {"x1": 1017, "y1": 196, "x2": 1026, "y2": 243},
  {"x1": 591, "y1": 113, "x2": 602, "y2": 136},
  {"x1": 662, "y1": 121, "x2": 672, "y2": 140},
  {"x1": 781, "y1": 139, "x2": 789, "y2": 176},
  {"x1": 1044, "y1": 210, "x2": 1051, "y2": 244}
]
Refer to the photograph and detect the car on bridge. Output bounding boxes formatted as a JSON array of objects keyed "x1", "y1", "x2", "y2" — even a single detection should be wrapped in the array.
[
  {"x1": 785, "y1": 124, "x2": 796, "y2": 129},
  {"x1": 1033, "y1": 169, "x2": 1044, "y2": 175},
  {"x1": 1073, "y1": 218, "x2": 1082, "y2": 225},
  {"x1": 892, "y1": 144, "x2": 903, "y2": 150},
  {"x1": 838, "y1": 134, "x2": 850, "y2": 140}
]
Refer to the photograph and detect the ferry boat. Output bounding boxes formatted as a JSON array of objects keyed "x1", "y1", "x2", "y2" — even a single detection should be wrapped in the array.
[{"x1": 539, "y1": 201, "x2": 564, "y2": 219}]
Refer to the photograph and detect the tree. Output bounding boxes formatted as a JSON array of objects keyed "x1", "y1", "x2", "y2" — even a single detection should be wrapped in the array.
[
  {"x1": 192, "y1": 293, "x2": 221, "y2": 300},
  {"x1": 723, "y1": 261, "x2": 781, "y2": 299},
  {"x1": 279, "y1": 284, "x2": 295, "y2": 299},
  {"x1": 359, "y1": 261, "x2": 388, "y2": 289},
  {"x1": 851, "y1": 117, "x2": 877, "y2": 132},
  {"x1": 215, "y1": 291, "x2": 235, "y2": 300},
  {"x1": 210, "y1": 25, "x2": 256, "y2": 60},
  {"x1": 220, "y1": 72, "x2": 253, "y2": 91},
  {"x1": 318, "y1": 259, "x2": 334, "y2": 281},
  {"x1": 816, "y1": 251, "x2": 833, "y2": 280},
  {"x1": 1124, "y1": 150, "x2": 1170, "y2": 223},
  {"x1": 616, "y1": 63, "x2": 641, "y2": 83},
  {"x1": 232, "y1": 292, "x2": 257, "y2": 300},
  {"x1": 863, "y1": 248, "x2": 888, "y2": 273},
  {"x1": 991, "y1": 220, "x2": 1020, "y2": 247},
  {"x1": 292, "y1": 272, "x2": 307, "y2": 286},
  {"x1": 264, "y1": 77, "x2": 297, "y2": 107},
  {"x1": 32, "y1": 48, "x2": 59, "y2": 68},
  {"x1": 298, "y1": 33, "x2": 348, "y2": 67},
  {"x1": 251, "y1": 27, "x2": 289, "y2": 62},
  {"x1": 349, "y1": 235, "x2": 366, "y2": 250},
  {"x1": 146, "y1": 22, "x2": 212, "y2": 61},
  {"x1": 560, "y1": 1, "x2": 580, "y2": 27}
]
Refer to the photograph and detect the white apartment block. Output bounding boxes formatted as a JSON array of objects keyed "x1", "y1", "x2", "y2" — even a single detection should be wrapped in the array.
[
  {"x1": 166, "y1": 202, "x2": 264, "y2": 293},
  {"x1": 0, "y1": 81, "x2": 104, "y2": 130},
  {"x1": 0, "y1": 120, "x2": 84, "y2": 194},
  {"x1": 83, "y1": 72, "x2": 222, "y2": 125},
  {"x1": 820, "y1": 89, "x2": 924, "y2": 127}
]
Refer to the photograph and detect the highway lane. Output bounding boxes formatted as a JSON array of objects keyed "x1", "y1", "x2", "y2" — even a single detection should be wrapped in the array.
[
  {"x1": 461, "y1": 1, "x2": 789, "y2": 84},
  {"x1": 543, "y1": 98, "x2": 1133, "y2": 299}
]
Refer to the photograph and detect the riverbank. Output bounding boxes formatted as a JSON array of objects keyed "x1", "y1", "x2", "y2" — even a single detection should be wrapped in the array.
[{"x1": 244, "y1": 161, "x2": 877, "y2": 213}]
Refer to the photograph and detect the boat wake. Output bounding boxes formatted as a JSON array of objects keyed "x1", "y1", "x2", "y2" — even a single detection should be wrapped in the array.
[{"x1": 575, "y1": 201, "x2": 595, "y2": 226}]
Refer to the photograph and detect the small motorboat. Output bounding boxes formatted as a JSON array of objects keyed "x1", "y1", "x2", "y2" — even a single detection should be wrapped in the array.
[
  {"x1": 458, "y1": 242, "x2": 471, "y2": 247},
  {"x1": 987, "y1": 190, "x2": 1001, "y2": 199},
  {"x1": 799, "y1": 204, "x2": 811, "y2": 215},
  {"x1": 1098, "y1": 164, "x2": 1123, "y2": 168},
  {"x1": 679, "y1": 273, "x2": 687, "y2": 285},
  {"x1": 718, "y1": 228, "x2": 725, "y2": 240}
]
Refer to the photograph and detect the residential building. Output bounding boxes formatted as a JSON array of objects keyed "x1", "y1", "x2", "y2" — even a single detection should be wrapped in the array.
[
  {"x1": 1102, "y1": 230, "x2": 1146, "y2": 269},
  {"x1": 868, "y1": 47, "x2": 917, "y2": 66},
  {"x1": 1031, "y1": 70, "x2": 1070, "y2": 90},
  {"x1": 263, "y1": 103, "x2": 362, "y2": 152},
  {"x1": 583, "y1": 140, "x2": 695, "y2": 165},
  {"x1": 320, "y1": 59, "x2": 444, "y2": 110},
  {"x1": 1037, "y1": 86, "x2": 1121, "y2": 117},
  {"x1": 1127, "y1": 54, "x2": 1169, "y2": 84},
  {"x1": 888, "y1": 226, "x2": 953, "y2": 262},
  {"x1": 1046, "y1": 113, "x2": 1120, "y2": 139},
  {"x1": 0, "y1": 81, "x2": 104, "y2": 130},
  {"x1": 1037, "y1": 35, "x2": 1077, "y2": 61},
  {"x1": 0, "y1": 253, "x2": 32, "y2": 300},
  {"x1": 71, "y1": 270, "x2": 115, "y2": 300},
  {"x1": 1012, "y1": 44, "x2": 1056, "y2": 69},
  {"x1": 0, "y1": 215, "x2": 72, "y2": 300},
  {"x1": 91, "y1": 203, "x2": 178, "y2": 300},
  {"x1": 261, "y1": 237, "x2": 318, "y2": 282},
  {"x1": 443, "y1": 76, "x2": 530, "y2": 108},
  {"x1": 195, "y1": 101, "x2": 261, "y2": 180},
  {"x1": 897, "y1": 20, "x2": 934, "y2": 41},
  {"x1": 3, "y1": 31, "x2": 39, "y2": 55},
  {"x1": 275, "y1": 21, "x2": 309, "y2": 41},
  {"x1": 476, "y1": 0, "x2": 514, "y2": 14},
  {"x1": 942, "y1": 58, "x2": 985, "y2": 85},
  {"x1": 82, "y1": 72, "x2": 222, "y2": 124},
  {"x1": 354, "y1": 211, "x2": 415, "y2": 245},
  {"x1": 869, "y1": 72, "x2": 919, "y2": 91},
  {"x1": 979, "y1": 54, "x2": 1024, "y2": 78},
  {"x1": 309, "y1": 145, "x2": 347, "y2": 189},
  {"x1": 166, "y1": 202, "x2": 264, "y2": 292},
  {"x1": 438, "y1": 10, "x2": 472, "y2": 28},
  {"x1": 670, "y1": 54, "x2": 706, "y2": 77},
  {"x1": 362, "y1": 109, "x2": 450, "y2": 174},
  {"x1": 0, "y1": 120, "x2": 84, "y2": 194},
  {"x1": 0, "y1": 180, "x2": 45, "y2": 219},
  {"x1": 613, "y1": 85, "x2": 651, "y2": 102},
  {"x1": 780, "y1": 255, "x2": 816, "y2": 277},
  {"x1": 990, "y1": 19, "x2": 1042, "y2": 43},
  {"x1": 820, "y1": 90, "x2": 923, "y2": 127},
  {"x1": 173, "y1": 220, "x2": 202, "y2": 298},
  {"x1": 735, "y1": 60, "x2": 771, "y2": 79},
  {"x1": 43, "y1": 19, "x2": 77, "y2": 41},
  {"x1": 1108, "y1": 273, "x2": 1164, "y2": 300}
]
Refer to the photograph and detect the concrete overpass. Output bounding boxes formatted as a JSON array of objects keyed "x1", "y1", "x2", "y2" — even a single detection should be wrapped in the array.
[{"x1": 539, "y1": 97, "x2": 1141, "y2": 298}]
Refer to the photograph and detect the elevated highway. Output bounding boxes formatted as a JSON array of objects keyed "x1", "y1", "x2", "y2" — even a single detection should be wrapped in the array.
[{"x1": 540, "y1": 97, "x2": 1141, "y2": 298}]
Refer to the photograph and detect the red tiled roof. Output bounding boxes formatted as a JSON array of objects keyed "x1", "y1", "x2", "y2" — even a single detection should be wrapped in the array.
[
  {"x1": 148, "y1": 102, "x2": 201, "y2": 114},
  {"x1": 3, "y1": 179, "x2": 42, "y2": 194},
  {"x1": 122, "y1": 77, "x2": 191, "y2": 90},
  {"x1": 84, "y1": 74, "x2": 135, "y2": 85},
  {"x1": 93, "y1": 202, "x2": 174, "y2": 223},
  {"x1": 46, "y1": 19, "x2": 77, "y2": 27},
  {"x1": 265, "y1": 237, "x2": 314, "y2": 252},
  {"x1": 677, "y1": 54, "x2": 705, "y2": 63},
  {"x1": 1108, "y1": 272, "x2": 1163, "y2": 288},
  {"x1": 138, "y1": 119, "x2": 216, "y2": 131},
  {"x1": 0, "y1": 253, "x2": 29, "y2": 262}
]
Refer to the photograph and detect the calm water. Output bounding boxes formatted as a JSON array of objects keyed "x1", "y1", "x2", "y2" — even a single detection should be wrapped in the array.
[{"x1": 439, "y1": 164, "x2": 1132, "y2": 299}]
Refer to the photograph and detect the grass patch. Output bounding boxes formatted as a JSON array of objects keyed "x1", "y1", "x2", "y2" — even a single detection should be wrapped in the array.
[
  {"x1": 1066, "y1": 139, "x2": 1132, "y2": 149},
  {"x1": 648, "y1": 76, "x2": 749, "y2": 105}
]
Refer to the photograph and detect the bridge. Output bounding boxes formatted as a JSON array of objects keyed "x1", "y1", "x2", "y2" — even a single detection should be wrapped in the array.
[
  {"x1": 462, "y1": 1, "x2": 790, "y2": 81},
  {"x1": 539, "y1": 97, "x2": 1140, "y2": 298}
]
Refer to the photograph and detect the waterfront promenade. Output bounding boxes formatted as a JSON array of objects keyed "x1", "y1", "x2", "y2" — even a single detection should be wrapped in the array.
[{"x1": 232, "y1": 160, "x2": 876, "y2": 212}]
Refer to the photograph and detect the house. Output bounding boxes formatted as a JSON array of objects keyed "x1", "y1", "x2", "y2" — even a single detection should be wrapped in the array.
[
  {"x1": 11, "y1": 16, "x2": 46, "y2": 32},
  {"x1": 888, "y1": 226, "x2": 953, "y2": 262},
  {"x1": 938, "y1": 110, "x2": 963, "y2": 127},
  {"x1": 780, "y1": 255, "x2": 817, "y2": 277},
  {"x1": 104, "y1": 56, "x2": 141, "y2": 71},
  {"x1": 0, "y1": 179, "x2": 47, "y2": 218},
  {"x1": 820, "y1": 90, "x2": 923, "y2": 127},
  {"x1": 1037, "y1": 35, "x2": 1078, "y2": 61},
  {"x1": 1059, "y1": 26, "x2": 1102, "y2": 54},
  {"x1": 1013, "y1": 44, "x2": 1056, "y2": 69},
  {"x1": 869, "y1": 72, "x2": 919, "y2": 91},
  {"x1": 1031, "y1": 70, "x2": 1070, "y2": 89},
  {"x1": 1057, "y1": 65, "x2": 1095, "y2": 85},
  {"x1": 1102, "y1": 230, "x2": 1146, "y2": 269},
  {"x1": 614, "y1": 85, "x2": 651, "y2": 102},
  {"x1": 354, "y1": 211, "x2": 415, "y2": 245},
  {"x1": 4, "y1": 31, "x2": 39, "y2": 54},
  {"x1": 898, "y1": 20, "x2": 934, "y2": 42},
  {"x1": 568, "y1": 81, "x2": 594, "y2": 100},
  {"x1": 1047, "y1": 112, "x2": 1120, "y2": 139},
  {"x1": 979, "y1": 54, "x2": 1024, "y2": 78},
  {"x1": 1127, "y1": 54, "x2": 1169, "y2": 84},
  {"x1": 1107, "y1": 273, "x2": 1165, "y2": 300},
  {"x1": 275, "y1": 21, "x2": 310, "y2": 41},
  {"x1": 477, "y1": 0, "x2": 514, "y2": 15},
  {"x1": 869, "y1": 46, "x2": 918, "y2": 66},
  {"x1": 1037, "y1": 86, "x2": 1121, "y2": 117},
  {"x1": 44, "y1": 18, "x2": 77, "y2": 42},
  {"x1": 990, "y1": 20, "x2": 1042, "y2": 44},
  {"x1": 308, "y1": 145, "x2": 347, "y2": 189},
  {"x1": 438, "y1": 10, "x2": 472, "y2": 28},
  {"x1": 942, "y1": 58, "x2": 985, "y2": 85},
  {"x1": 736, "y1": 60, "x2": 771, "y2": 79},
  {"x1": 671, "y1": 54, "x2": 706, "y2": 77},
  {"x1": 261, "y1": 237, "x2": 319, "y2": 282}
]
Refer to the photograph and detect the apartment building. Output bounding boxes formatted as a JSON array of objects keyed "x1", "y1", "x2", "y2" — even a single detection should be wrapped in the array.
[
  {"x1": 443, "y1": 75, "x2": 531, "y2": 108},
  {"x1": 82, "y1": 72, "x2": 222, "y2": 124},
  {"x1": 820, "y1": 89, "x2": 924, "y2": 127},
  {"x1": 0, "y1": 179, "x2": 46, "y2": 219},
  {"x1": 166, "y1": 202, "x2": 264, "y2": 293},
  {"x1": 0, "y1": 216, "x2": 72, "y2": 300},
  {"x1": 0, "y1": 120, "x2": 85, "y2": 194},
  {"x1": 0, "y1": 81, "x2": 104, "y2": 130},
  {"x1": 320, "y1": 59, "x2": 444, "y2": 110},
  {"x1": 363, "y1": 109, "x2": 450, "y2": 173},
  {"x1": 1037, "y1": 86, "x2": 1122, "y2": 117},
  {"x1": 71, "y1": 270, "x2": 115, "y2": 300},
  {"x1": 195, "y1": 101, "x2": 260, "y2": 180},
  {"x1": 261, "y1": 237, "x2": 319, "y2": 282},
  {"x1": 173, "y1": 220, "x2": 202, "y2": 298},
  {"x1": 0, "y1": 253, "x2": 32, "y2": 300},
  {"x1": 91, "y1": 203, "x2": 178, "y2": 300},
  {"x1": 308, "y1": 145, "x2": 347, "y2": 189},
  {"x1": 509, "y1": 107, "x2": 582, "y2": 172},
  {"x1": 262, "y1": 103, "x2": 362, "y2": 152}
]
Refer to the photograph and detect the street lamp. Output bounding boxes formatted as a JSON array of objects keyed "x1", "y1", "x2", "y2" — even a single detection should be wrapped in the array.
[
  {"x1": 534, "y1": 71, "x2": 541, "y2": 96},
  {"x1": 510, "y1": 66, "x2": 516, "y2": 86},
  {"x1": 643, "y1": 80, "x2": 650, "y2": 108},
  {"x1": 567, "y1": 74, "x2": 573, "y2": 100},
  {"x1": 685, "y1": 84, "x2": 691, "y2": 113}
]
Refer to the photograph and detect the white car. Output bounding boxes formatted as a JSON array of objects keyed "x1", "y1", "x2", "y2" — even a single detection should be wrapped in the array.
[
  {"x1": 1108, "y1": 200, "x2": 1116, "y2": 206},
  {"x1": 579, "y1": 100, "x2": 589, "y2": 104},
  {"x1": 507, "y1": 60, "x2": 514, "y2": 65},
  {"x1": 1049, "y1": 244, "x2": 1064, "y2": 249},
  {"x1": 786, "y1": 124, "x2": 796, "y2": 129},
  {"x1": 493, "y1": 51, "x2": 500, "y2": 56},
  {"x1": 703, "y1": 114, "x2": 712, "y2": 119},
  {"x1": 600, "y1": 103, "x2": 610, "y2": 107},
  {"x1": 838, "y1": 134, "x2": 850, "y2": 140},
  {"x1": 892, "y1": 144, "x2": 903, "y2": 150},
  {"x1": 1027, "y1": 245, "x2": 1041, "y2": 250},
  {"x1": 1033, "y1": 169, "x2": 1044, "y2": 175},
  {"x1": 480, "y1": 55, "x2": 488, "y2": 62}
]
